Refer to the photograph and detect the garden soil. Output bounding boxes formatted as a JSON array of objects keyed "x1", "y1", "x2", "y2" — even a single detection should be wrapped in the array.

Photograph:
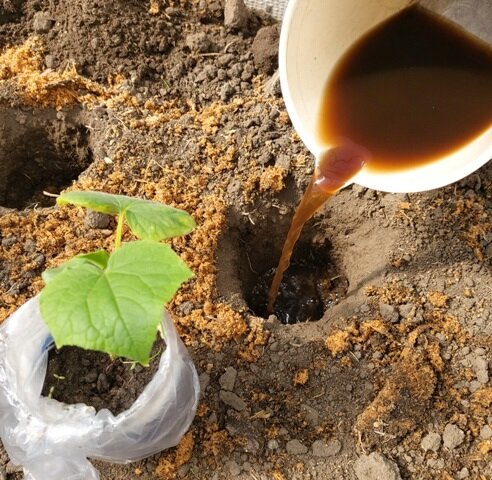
[{"x1": 0, "y1": 1, "x2": 491, "y2": 479}]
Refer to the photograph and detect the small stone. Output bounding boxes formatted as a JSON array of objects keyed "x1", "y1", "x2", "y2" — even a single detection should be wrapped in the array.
[
  {"x1": 45, "y1": 54, "x2": 56, "y2": 69},
  {"x1": 33, "y1": 12, "x2": 54, "y2": 33},
  {"x1": 300, "y1": 404, "x2": 319, "y2": 427},
  {"x1": 427, "y1": 458, "x2": 445, "y2": 469},
  {"x1": 265, "y1": 314, "x2": 281, "y2": 329},
  {"x1": 360, "y1": 303, "x2": 371, "y2": 313},
  {"x1": 263, "y1": 70, "x2": 281, "y2": 97},
  {"x1": 435, "y1": 458, "x2": 445, "y2": 469},
  {"x1": 219, "y1": 390, "x2": 246, "y2": 411},
  {"x1": 275, "y1": 154, "x2": 291, "y2": 171},
  {"x1": 83, "y1": 371, "x2": 98, "y2": 383},
  {"x1": 219, "y1": 82, "x2": 235, "y2": 101},
  {"x1": 267, "y1": 439, "x2": 279, "y2": 450},
  {"x1": 0, "y1": 467, "x2": 6, "y2": 480},
  {"x1": 379, "y1": 302, "x2": 399, "y2": 323},
  {"x1": 480, "y1": 425, "x2": 492, "y2": 440},
  {"x1": 258, "y1": 151, "x2": 273, "y2": 165},
  {"x1": 420, "y1": 432, "x2": 441, "y2": 452},
  {"x1": 443, "y1": 423, "x2": 465, "y2": 449},
  {"x1": 457, "y1": 467, "x2": 470, "y2": 479},
  {"x1": 177, "y1": 464, "x2": 190, "y2": 478},
  {"x1": 219, "y1": 367, "x2": 237, "y2": 391},
  {"x1": 96, "y1": 373, "x2": 110, "y2": 393},
  {"x1": 243, "y1": 436, "x2": 260, "y2": 454},
  {"x1": 1, "y1": 236, "x2": 17, "y2": 248},
  {"x1": 372, "y1": 351, "x2": 383, "y2": 360},
  {"x1": 312, "y1": 439, "x2": 342, "y2": 457},
  {"x1": 241, "y1": 62, "x2": 255, "y2": 82},
  {"x1": 469, "y1": 380, "x2": 482, "y2": 393},
  {"x1": 224, "y1": 0, "x2": 249, "y2": 30},
  {"x1": 476, "y1": 370, "x2": 489, "y2": 384},
  {"x1": 286, "y1": 439, "x2": 308, "y2": 455},
  {"x1": 471, "y1": 356, "x2": 489, "y2": 383},
  {"x1": 398, "y1": 303, "x2": 415, "y2": 319},
  {"x1": 23, "y1": 239, "x2": 37, "y2": 252},
  {"x1": 34, "y1": 253, "x2": 45, "y2": 268},
  {"x1": 270, "y1": 353, "x2": 280, "y2": 363},
  {"x1": 145, "y1": 458, "x2": 156, "y2": 473},
  {"x1": 435, "y1": 333, "x2": 446, "y2": 343},
  {"x1": 199, "y1": 372, "x2": 210, "y2": 392},
  {"x1": 354, "y1": 452, "x2": 402, "y2": 480},
  {"x1": 352, "y1": 184, "x2": 367, "y2": 197},
  {"x1": 85, "y1": 210, "x2": 111, "y2": 229},
  {"x1": 185, "y1": 32, "x2": 211, "y2": 53},
  {"x1": 178, "y1": 301, "x2": 194, "y2": 315},
  {"x1": 225, "y1": 460, "x2": 241, "y2": 476}
]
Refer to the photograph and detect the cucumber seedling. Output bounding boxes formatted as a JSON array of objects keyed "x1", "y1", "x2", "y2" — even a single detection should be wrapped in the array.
[{"x1": 39, "y1": 191, "x2": 195, "y2": 365}]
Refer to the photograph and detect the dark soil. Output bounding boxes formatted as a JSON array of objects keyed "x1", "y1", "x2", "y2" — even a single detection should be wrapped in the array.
[
  {"x1": 42, "y1": 337, "x2": 163, "y2": 415},
  {"x1": 0, "y1": 2, "x2": 491, "y2": 480},
  {"x1": 247, "y1": 242, "x2": 349, "y2": 324},
  {"x1": 0, "y1": 106, "x2": 92, "y2": 209}
]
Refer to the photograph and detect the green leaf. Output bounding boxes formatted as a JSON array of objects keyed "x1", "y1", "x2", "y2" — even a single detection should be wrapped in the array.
[
  {"x1": 58, "y1": 191, "x2": 196, "y2": 241},
  {"x1": 42, "y1": 250, "x2": 110, "y2": 284},
  {"x1": 57, "y1": 191, "x2": 123, "y2": 215},
  {"x1": 39, "y1": 241, "x2": 193, "y2": 364},
  {"x1": 124, "y1": 200, "x2": 195, "y2": 242}
]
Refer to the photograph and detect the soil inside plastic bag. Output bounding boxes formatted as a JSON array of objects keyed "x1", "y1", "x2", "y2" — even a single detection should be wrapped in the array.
[{"x1": 42, "y1": 338, "x2": 164, "y2": 414}]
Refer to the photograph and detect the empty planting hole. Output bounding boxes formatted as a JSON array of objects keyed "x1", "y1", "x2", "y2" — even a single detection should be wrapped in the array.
[
  {"x1": 0, "y1": 108, "x2": 93, "y2": 209},
  {"x1": 217, "y1": 208, "x2": 348, "y2": 325}
]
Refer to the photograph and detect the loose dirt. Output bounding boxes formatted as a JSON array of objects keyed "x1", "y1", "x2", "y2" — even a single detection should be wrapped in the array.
[{"x1": 0, "y1": 1, "x2": 491, "y2": 480}]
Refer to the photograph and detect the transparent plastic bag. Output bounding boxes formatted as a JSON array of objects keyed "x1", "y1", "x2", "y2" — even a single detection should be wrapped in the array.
[{"x1": 0, "y1": 296, "x2": 200, "y2": 480}]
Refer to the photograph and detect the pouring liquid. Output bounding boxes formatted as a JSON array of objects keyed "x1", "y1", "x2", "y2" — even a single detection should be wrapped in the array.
[
  {"x1": 268, "y1": 5, "x2": 492, "y2": 315},
  {"x1": 267, "y1": 146, "x2": 367, "y2": 314}
]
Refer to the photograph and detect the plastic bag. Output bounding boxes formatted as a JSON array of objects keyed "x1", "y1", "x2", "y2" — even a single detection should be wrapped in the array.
[{"x1": 0, "y1": 296, "x2": 200, "y2": 480}]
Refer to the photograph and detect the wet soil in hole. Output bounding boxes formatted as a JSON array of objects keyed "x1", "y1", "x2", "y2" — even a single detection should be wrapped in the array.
[
  {"x1": 217, "y1": 205, "x2": 349, "y2": 325},
  {"x1": 42, "y1": 338, "x2": 163, "y2": 415},
  {"x1": 247, "y1": 242, "x2": 348, "y2": 324},
  {"x1": 0, "y1": 107, "x2": 93, "y2": 209}
]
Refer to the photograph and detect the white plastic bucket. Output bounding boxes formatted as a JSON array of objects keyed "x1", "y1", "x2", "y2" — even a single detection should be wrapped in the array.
[{"x1": 279, "y1": 0, "x2": 492, "y2": 192}]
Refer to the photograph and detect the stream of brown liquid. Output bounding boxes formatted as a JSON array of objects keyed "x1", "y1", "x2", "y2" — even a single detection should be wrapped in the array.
[
  {"x1": 267, "y1": 5, "x2": 492, "y2": 315},
  {"x1": 267, "y1": 145, "x2": 368, "y2": 314}
]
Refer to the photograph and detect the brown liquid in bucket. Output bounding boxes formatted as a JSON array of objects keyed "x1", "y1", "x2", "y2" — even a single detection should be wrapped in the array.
[
  {"x1": 268, "y1": 5, "x2": 492, "y2": 314},
  {"x1": 319, "y1": 5, "x2": 492, "y2": 171}
]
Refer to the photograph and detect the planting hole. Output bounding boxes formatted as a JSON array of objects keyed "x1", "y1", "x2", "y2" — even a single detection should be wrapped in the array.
[
  {"x1": 0, "y1": 107, "x2": 92, "y2": 209},
  {"x1": 217, "y1": 207, "x2": 348, "y2": 324},
  {"x1": 247, "y1": 242, "x2": 348, "y2": 324}
]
